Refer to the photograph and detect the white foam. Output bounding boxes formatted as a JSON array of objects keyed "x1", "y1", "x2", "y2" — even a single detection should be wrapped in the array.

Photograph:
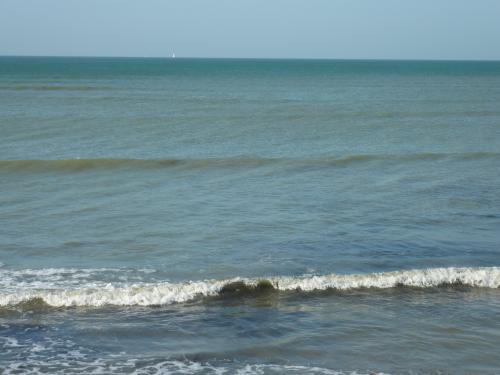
[
  {"x1": 0, "y1": 267, "x2": 157, "y2": 291},
  {"x1": 271, "y1": 266, "x2": 500, "y2": 291},
  {"x1": 0, "y1": 267, "x2": 499, "y2": 308},
  {"x1": 1, "y1": 336, "x2": 23, "y2": 348},
  {"x1": 235, "y1": 364, "x2": 347, "y2": 374},
  {"x1": 0, "y1": 279, "x2": 228, "y2": 307},
  {"x1": 0, "y1": 357, "x2": 388, "y2": 375}
]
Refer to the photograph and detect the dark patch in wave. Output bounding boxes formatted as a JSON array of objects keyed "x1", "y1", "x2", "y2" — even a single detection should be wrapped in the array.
[{"x1": 0, "y1": 152, "x2": 498, "y2": 173}]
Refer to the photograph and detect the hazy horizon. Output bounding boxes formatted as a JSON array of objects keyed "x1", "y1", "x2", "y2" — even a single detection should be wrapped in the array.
[{"x1": 2, "y1": 55, "x2": 500, "y2": 62}]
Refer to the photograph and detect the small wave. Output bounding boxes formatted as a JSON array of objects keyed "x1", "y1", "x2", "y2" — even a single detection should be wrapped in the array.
[
  {"x1": 1, "y1": 84, "x2": 106, "y2": 91},
  {"x1": 0, "y1": 152, "x2": 498, "y2": 173},
  {"x1": 0, "y1": 158, "x2": 181, "y2": 172},
  {"x1": 0, "y1": 267, "x2": 499, "y2": 308}
]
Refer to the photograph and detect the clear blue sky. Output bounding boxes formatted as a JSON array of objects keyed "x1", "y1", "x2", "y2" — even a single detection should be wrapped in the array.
[{"x1": 1, "y1": 0, "x2": 499, "y2": 60}]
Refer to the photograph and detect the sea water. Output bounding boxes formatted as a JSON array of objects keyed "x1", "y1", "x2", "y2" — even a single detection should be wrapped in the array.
[{"x1": 1, "y1": 57, "x2": 500, "y2": 374}]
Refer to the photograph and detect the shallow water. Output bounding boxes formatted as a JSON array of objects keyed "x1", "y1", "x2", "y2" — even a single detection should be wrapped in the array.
[{"x1": 1, "y1": 57, "x2": 500, "y2": 374}]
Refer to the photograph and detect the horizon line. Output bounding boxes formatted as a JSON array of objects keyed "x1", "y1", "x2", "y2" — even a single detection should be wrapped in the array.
[{"x1": 1, "y1": 54, "x2": 500, "y2": 63}]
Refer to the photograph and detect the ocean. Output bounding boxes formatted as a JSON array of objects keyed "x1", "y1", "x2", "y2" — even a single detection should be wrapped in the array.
[{"x1": 1, "y1": 56, "x2": 499, "y2": 374}]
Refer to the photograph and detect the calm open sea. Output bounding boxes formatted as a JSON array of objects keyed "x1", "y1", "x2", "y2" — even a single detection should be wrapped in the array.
[{"x1": 1, "y1": 57, "x2": 500, "y2": 374}]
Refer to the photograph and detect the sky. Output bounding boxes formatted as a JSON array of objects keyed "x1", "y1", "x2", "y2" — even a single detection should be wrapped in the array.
[{"x1": 1, "y1": 0, "x2": 499, "y2": 60}]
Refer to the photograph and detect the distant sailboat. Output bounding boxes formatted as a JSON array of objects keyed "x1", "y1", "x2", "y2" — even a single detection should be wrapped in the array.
[{"x1": 172, "y1": 52, "x2": 176, "y2": 58}]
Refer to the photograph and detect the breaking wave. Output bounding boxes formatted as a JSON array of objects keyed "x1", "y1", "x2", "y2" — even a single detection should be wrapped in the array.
[
  {"x1": 1, "y1": 267, "x2": 499, "y2": 308},
  {"x1": 0, "y1": 152, "x2": 499, "y2": 173}
]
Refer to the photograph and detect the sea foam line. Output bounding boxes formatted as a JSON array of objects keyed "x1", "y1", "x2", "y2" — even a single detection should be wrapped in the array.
[{"x1": 1, "y1": 267, "x2": 499, "y2": 307}]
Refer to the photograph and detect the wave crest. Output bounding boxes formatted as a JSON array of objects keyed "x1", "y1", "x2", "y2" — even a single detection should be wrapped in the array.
[
  {"x1": 1, "y1": 153, "x2": 498, "y2": 173},
  {"x1": 1, "y1": 267, "x2": 499, "y2": 308}
]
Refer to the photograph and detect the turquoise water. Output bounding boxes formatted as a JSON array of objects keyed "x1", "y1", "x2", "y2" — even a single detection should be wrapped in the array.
[{"x1": 1, "y1": 57, "x2": 500, "y2": 374}]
